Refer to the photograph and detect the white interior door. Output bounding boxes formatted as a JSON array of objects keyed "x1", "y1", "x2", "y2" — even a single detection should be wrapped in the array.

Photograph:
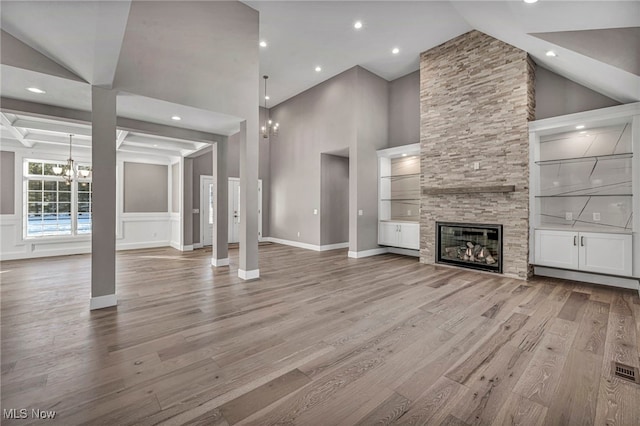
[
  {"x1": 200, "y1": 176, "x2": 214, "y2": 246},
  {"x1": 229, "y1": 179, "x2": 240, "y2": 243},
  {"x1": 228, "y1": 178, "x2": 263, "y2": 244}
]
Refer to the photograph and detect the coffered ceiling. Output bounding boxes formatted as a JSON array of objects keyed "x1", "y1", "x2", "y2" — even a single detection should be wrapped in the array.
[{"x1": 0, "y1": 0, "x2": 638, "y2": 136}]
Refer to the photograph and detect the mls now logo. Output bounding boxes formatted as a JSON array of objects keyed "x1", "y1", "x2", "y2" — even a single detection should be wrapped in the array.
[{"x1": 3, "y1": 408, "x2": 56, "y2": 419}]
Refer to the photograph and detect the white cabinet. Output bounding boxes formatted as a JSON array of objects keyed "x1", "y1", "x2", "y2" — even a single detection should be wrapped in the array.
[
  {"x1": 379, "y1": 222, "x2": 399, "y2": 247},
  {"x1": 534, "y1": 230, "x2": 632, "y2": 276},
  {"x1": 379, "y1": 222, "x2": 419, "y2": 250},
  {"x1": 579, "y1": 232, "x2": 632, "y2": 276},
  {"x1": 534, "y1": 230, "x2": 580, "y2": 270}
]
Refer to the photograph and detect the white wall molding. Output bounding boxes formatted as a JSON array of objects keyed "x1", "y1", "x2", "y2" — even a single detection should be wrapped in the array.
[
  {"x1": 211, "y1": 257, "x2": 229, "y2": 267},
  {"x1": 90, "y1": 294, "x2": 117, "y2": 310},
  {"x1": 347, "y1": 248, "x2": 389, "y2": 258},
  {"x1": 193, "y1": 242, "x2": 204, "y2": 249},
  {"x1": 238, "y1": 269, "x2": 260, "y2": 280}
]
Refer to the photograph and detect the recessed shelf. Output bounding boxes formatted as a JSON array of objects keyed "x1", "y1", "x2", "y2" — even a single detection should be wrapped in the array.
[{"x1": 535, "y1": 152, "x2": 632, "y2": 166}]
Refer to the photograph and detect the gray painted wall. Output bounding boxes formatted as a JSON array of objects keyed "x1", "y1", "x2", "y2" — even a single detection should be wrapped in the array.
[
  {"x1": 1, "y1": 151, "x2": 15, "y2": 215},
  {"x1": 388, "y1": 71, "x2": 420, "y2": 147},
  {"x1": 171, "y1": 162, "x2": 179, "y2": 213},
  {"x1": 269, "y1": 68, "x2": 357, "y2": 245},
  {"x1": 123, "y1": 162, "x2": 168, "y2": 213},
  {"x1": 269, "y1": 66, "x2": 389, "y2": 251},
  {"x1": 535, "y1": 66, "x2": 620, "y2": 119},
  {"x1": 352, "y1": 67, "x2": 390, "y2": 252},
  {"x1": 320, "y1": 154, "x2": 349, "y2": 245}
]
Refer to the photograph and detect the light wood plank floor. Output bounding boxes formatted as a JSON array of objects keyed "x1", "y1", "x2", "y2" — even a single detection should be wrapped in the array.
[{"x1": 1, "y1": 244, "x2": 639, "y2": 425}]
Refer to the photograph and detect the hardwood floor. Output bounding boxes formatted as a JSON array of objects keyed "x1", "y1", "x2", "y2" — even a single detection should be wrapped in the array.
[{"x1": 1, "y1": 244, "x2": 639, "y2": 425}]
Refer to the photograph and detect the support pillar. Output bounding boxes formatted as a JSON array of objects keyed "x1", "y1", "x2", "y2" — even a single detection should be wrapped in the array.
[
  {"x1": 90, "y1": 87, "x2": 117, "y2": 310},
  {"x1": 212, "y1": 137, "x2": 229, "y2": 267},
  {"x1": 238, "y1": 121, "x2": 259, "y2": 279}
]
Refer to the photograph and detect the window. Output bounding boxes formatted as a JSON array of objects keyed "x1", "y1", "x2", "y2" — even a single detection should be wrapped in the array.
[{"x1": 25, "y1": 160, "x2": 92, "y2": 237}]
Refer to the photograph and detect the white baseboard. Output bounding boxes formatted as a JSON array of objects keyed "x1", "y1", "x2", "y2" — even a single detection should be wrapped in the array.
[
  {"x1": 319, "y1": 242, "x2": 349, "y2": 251},
  {"x1": 264, "y1": 237, "x2": 348, "y2": 252},
  {"x1": 239, "y1": 269, "x2": 260, "y2": 280},
  {"x1": 534, "y1": 266, "x2": 640, "y2": 291},
  {"x1": 116, "y1": 241, "x2": 170, "y2": 251},
  {"x1": 90, "y1": 294, "x2": 117, "y2": 310},
  {"x1": 170, "y1": 241, "x2": 181, "y2": 250},
  {"x1": 180, "y1": 244, "x2": 194, "y2": 252},
  {"x1": 265, "y1": 237, "x2": 319, "y2": 251},
  {"x1": 211, "y1": 257, "x2": 229, "y2": 267},
  {"x1": 193, "y1": 242, "x2": 204, "y2": 249},
  {"x1": 348, "y1": 248, "x2": 389, "y2": 258}
]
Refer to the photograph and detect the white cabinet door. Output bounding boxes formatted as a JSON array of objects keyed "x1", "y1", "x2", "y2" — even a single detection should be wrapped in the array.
[
  {"x1": 379, "y1": 222, "x2": 398, "y2": 246},
  {"x1": 399, "y1": 223, "x2": 420, "y2": 250},
  {"x1": 535, "y1": 230, "x2": 579, "y2": 270},
  {"x1": 579, "y1": 232, "x2": 632, "y2": 276}
]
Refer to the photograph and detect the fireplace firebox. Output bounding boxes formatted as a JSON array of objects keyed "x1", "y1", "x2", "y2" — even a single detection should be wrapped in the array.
[{"x1": 436, "y1": 222, "x2": 503, "y2": 273}]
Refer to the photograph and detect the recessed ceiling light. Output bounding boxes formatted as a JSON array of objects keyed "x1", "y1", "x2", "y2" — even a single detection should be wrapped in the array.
[
  {"x1": 576, "y1": 125, "x2": 585, "y2": 129},
  {"x1": 523, "y1": 0, "x2": 538, "y2": 3},
  {"x1": 402, "y1": 153, "x2": 407, "y2": 157},
  {"x1": 171, "y1": 116, "x2": 182, "y2": 121},
  {"x1": 27, "y1": 87, "x2": 46, "y2": 94},
  {"x1": 545, "y1": 50, "x2": 557, "y2": 57},
  {"x1": 315, "y1": 66, "x2": 322, "y2": 72},
  {"x1": 354, "y1": 21, "x2": 363, "y2": 30},
  {"x1": 265, "y1": 95, "x2": 270, "y2": 100},
  {"x1": 392, "y1": 47, "x2": 400, "y2": 55},
  {"x1": 153, "y1": 144, "x2": 158, "y2": 147},
  {"x1": 580, "y1": 131, "x2": 587, "y2": 134},
  {"x1": 259, "y1": 41, "x2": 267, "y2": 47}
]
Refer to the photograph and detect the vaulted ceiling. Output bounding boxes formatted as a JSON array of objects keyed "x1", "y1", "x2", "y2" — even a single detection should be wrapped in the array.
[{"x1": 1, "y1": 0, "x2": 638, "y2": 136}]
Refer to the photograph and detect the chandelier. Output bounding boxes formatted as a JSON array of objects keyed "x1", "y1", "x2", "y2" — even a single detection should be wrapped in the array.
[
  {"x1": 261, "y1": 75, "x2": 279, "y2": 138},
  {"x1": 53, "y1": 134, "x2": 90, "y2": 183}
]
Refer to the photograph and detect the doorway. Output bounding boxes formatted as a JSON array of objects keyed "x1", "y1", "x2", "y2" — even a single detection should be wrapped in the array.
[{"x1": 200, "y1": 176, "x2": 262, "y2": 246}]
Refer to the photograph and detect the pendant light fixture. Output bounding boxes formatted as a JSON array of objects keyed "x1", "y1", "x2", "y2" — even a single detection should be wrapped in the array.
[
  {"x1": 53, "y1": 134, "x2": 90, "y2": 183},
  {"x1": 261, "y1": 75, "x2": 279, "y2": 138}
]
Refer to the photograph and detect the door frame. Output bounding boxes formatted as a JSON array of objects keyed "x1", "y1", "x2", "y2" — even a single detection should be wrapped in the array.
[
  {"x1": 200, "y1": 175, "x2": 214, "y2": 247},
  {"x1": 200, "y1": 176, "x2": 263, "y2": 246}
]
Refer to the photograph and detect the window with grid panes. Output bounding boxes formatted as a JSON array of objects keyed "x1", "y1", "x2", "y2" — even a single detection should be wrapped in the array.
[{"x1": 25, "y1": 160, "x2": 92, "y2": 237}]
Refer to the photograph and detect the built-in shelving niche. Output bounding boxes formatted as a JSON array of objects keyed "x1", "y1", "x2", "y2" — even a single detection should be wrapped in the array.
[{"x1": 536, "y1": 123, "x2": 633, "y2": 232}]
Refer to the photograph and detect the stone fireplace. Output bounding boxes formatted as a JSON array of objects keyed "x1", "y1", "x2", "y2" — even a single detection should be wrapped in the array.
[{"x1": 419, "y1": 30, "x2": 535, "y2": 279}]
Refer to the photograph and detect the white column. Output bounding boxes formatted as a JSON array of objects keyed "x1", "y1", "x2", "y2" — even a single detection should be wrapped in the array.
[{"x1": 90, "y1": 87, "x2": 117, "y2": 310}]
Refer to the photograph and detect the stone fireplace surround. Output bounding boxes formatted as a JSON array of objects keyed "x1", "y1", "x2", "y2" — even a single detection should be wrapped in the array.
[{"x1": 418, "y1": 30, "x2": 535, "y2": 279}]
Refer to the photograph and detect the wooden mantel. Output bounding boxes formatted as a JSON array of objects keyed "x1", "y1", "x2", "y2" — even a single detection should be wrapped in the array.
[{"x1": 422, "y1": 185, "x2": 516, "y2": 195}]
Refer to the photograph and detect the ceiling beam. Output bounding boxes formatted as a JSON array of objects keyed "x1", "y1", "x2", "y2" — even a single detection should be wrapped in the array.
[
  {"x1": 11, "y1": 118, "x2": 91, "y2": 137},
  {"x1": 22, "y1": 132, "x2": 91, "y2": 148},
  {"x1": 0, "y1": 112, "x2": 33, "y2": 147}
]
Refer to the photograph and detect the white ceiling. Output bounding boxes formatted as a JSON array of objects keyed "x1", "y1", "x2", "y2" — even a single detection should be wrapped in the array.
[{"x1": 1, "y1": 0, "x2": 638, "y2": 128}]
